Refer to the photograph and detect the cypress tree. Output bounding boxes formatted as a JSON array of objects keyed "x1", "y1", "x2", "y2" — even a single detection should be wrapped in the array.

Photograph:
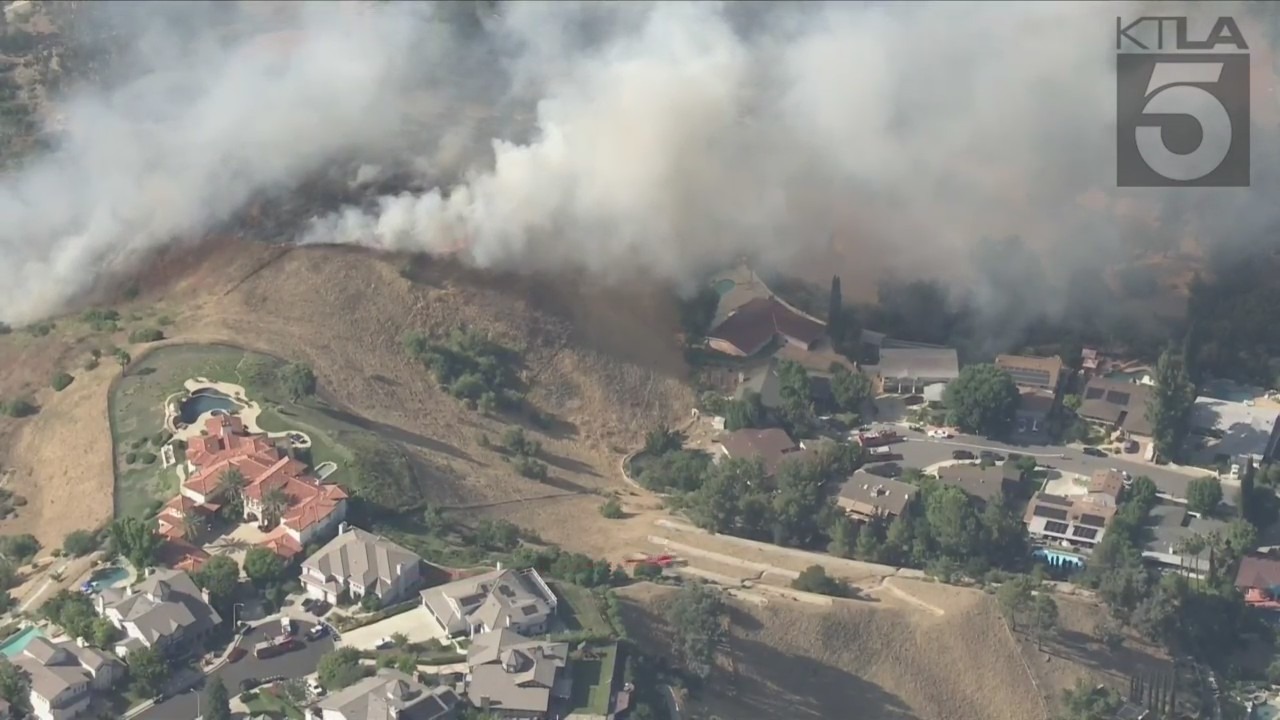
[{"x1": 828, "y1": 275, "x2": 843, "y2": 342}]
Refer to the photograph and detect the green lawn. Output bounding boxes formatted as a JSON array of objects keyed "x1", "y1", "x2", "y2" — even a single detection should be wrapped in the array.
[
  {"x1": 567, "y1": 643, "x2": 618, "y2": 715},
  {"x1": 244, "y1": 688, "x2": 306, "y2": 719},
  {"x1": 109, "y1": 344, "x2": 358, "y2": 518},
  {"x1": 553, "y1": 582, "x2": 614, "y2": 637}
]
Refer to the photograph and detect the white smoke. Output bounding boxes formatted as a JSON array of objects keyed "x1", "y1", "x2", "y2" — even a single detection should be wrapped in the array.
[{"x1": 2, "y1": 1, "x2": 1277, "y2": 325}]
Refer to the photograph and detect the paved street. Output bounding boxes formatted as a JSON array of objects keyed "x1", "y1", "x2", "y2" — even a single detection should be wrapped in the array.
[
  {"x1": 871, "y1": 424, "x2": 1209, "y2": 501},
  {"x1": 137, "y1": 620, "x2": 334, "y2": 720}
]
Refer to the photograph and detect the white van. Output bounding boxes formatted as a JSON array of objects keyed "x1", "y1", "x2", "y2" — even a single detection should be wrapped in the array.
[{"x1": 280, "y1": 617, "x2": 294, "y2": 635}]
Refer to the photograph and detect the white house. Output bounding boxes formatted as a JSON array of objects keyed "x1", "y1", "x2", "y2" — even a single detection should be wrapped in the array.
[
  {"x1": 301, "y1": 525, "x2": 424, "y2": 607},
  {"x1": 420, "y1": 566, "x2": 558, "y2": 639},
  {"x1": 13, "y1": 637, "x2": 123, "y2": 720}
]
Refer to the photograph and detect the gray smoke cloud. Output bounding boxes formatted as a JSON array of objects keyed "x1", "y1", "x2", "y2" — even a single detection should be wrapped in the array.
[{"x1": 2, "y1": 1, "x2": 1278, "y2": 331}]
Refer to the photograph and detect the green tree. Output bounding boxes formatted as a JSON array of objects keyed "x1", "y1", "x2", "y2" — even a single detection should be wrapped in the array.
[
  {"x1": 776, "y1": 360, "x2": 816, "y2": 435},
  {"x1": 115, "y1": 349, "x2": 131, "y2": 367},
  {"x1": 771, "y1": 459, "x2": 827, "y2": 547},
  {"x1": 243, "y1": 546, "x2": 285, "y2": 587},
  {"x1": 219, "y1": 467, "x2": 247, "y2": 518},
  {"x1": 996, "y1": 575, "x2": 1036, "y2": 632},
  {"x1": 0, "y1": 660, "x2": 31, "y2": 716},
  {"x1": 205, "y1": 677, "x2": 232, "y2": 720},
  {"x1": 688, "y1": 457, "x2": 765, "y2": 534},
  {"x1": 831, "y1": 366, "x2": 872, "y2": 415},
  {"x1": 667, "y1": 582, "x2": 726, "y2": 680},
  {"x1": 1146, "y1": 348, "x2": 1196, "y2": 461},
  {"x1": 318, "y1": 647, "x2": 366, "y2": 690},
  {"x1": 261, "y1": 485, "x2": 290, "y2": 527},
  {"x1": 828, "y1": 275, "x2": 843, "y2": 339},
  {"x1": 1186, "y1": 477, "x2": 1223, "y2": 516},
  {"x1": 943, "y1": 364, "x2": 1020, "y2": 437},
  {"x1": 924, "y1": 485, "x2": 979, "y2": 560},
  {"x1": 724, "y1": 392, "x2": 766, "y2": 431},
  {"x1": 827, "y1": 514, "x2": 857, "y2": 558},
  {"x1": 193, "y1": 554, "x2": 240, "y2": 610},
  {"x1": 277, "y1": 362, "x2": 318, "y2": 403},
  {"x1": 1030, "y1": 593, "x2": 1059, "y2": 650},
  {"x1": 91, "y1": 617, "x2": 119, "y2": 648},
  {"x1": 1060, "y1": 679, "x2": 1124, "y2": 719},
  {"x1": 643, "y1": 424, "x2": 682, "y2": 456},
  {"x1": 599, "y1": 498, "x2": 624, "y2": 519},
  {"x1": 110, "y1": 517, "x2": 159, "y2": 570},
  {"x1": 636, "y1": 450, "x2": 711, "y2": 493},
  {"x1": 128, "y1": 646, "x2": 169, "y2": 697},
  {"x1": 62, "y1": 529, "x2": 98, "y2": 557}
]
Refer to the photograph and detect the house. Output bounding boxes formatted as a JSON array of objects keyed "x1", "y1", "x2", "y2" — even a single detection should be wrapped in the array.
[
  {"x1": 1077, "y1": 377, "x2": 1154, "y2": 439},
  {"x1": 95, "y1": 568, "x2": 222, "y2": 657},
  {"x1": 1088, "y1": 469, "x2": 1126, "y2": 504},
  {"x1": 1142, "y1": 500, "x2": 1229, "y2": 576},
  {"x1": 734, "y1": 357, "x2": 855, "y2": 413},
  {"x1": 1023, "y1": 493, "x2": 1116, "y2": 550},
  {"x1": 934, "y1": 463, "x2": 1020, "y2": 507},
  {"x1": 465, "y1": 629, "x2": 571, "y2": 719},
  {"x1": 302, "y1": 524, "x2": 424, "y2": 607},
  {"x1": 993, "y1": 354, "x2": 1066, "y2": 434},
  {"x1": 836, "y1": 472, "x2": 918, "y2": 521},
  {"x1": 169, "y1": 415, "x2": 348, "y2": 559},
  {"x1": 716, "y1": 428, "x2": 812, "y2": 477},
  {"x1": 421, "y1": 567, "x2": 558, "y2": 639},
  {"x1": 12, "y1": 637, "x2": 123, "y2": 720},
  {"x1": 1188, "y1": 393, "x2": 1280, "y2": 464},
  {"x1": 316, "y1": 668, "x2": 459, "y2": 720},
  {"x1": 1235, "y1": 552, "x2": 1280, "y2": 610},
  {"x1": 707, "y1": 297, "x2": 827, "y2": 358},
  {"x1": 866, "y1": 347, "x2": 960, "y2": 395}
]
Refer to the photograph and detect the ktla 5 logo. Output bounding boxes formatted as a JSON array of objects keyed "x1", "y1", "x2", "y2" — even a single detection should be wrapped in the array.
[{"x1": 1116, "y1": 16, "x2": 1250, "y2": 187}]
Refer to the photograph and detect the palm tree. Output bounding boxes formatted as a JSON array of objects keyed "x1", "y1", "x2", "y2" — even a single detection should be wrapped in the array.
[
  {"x1": 1175, "y1": 534, "x2": 1207, "y2": 580},
  {"x1": 262, "y1": 486, "x2": 290, "y2": 528},
  {"x1": 179, "y1": 503, "x2": 207, "y2": 543},
  {"x1": 219, "y1": 468, "x2": 247, "y2": 519}
]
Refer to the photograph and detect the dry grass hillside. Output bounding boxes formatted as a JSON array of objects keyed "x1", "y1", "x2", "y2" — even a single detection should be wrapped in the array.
[
  {"x1": 0, "y1": 238, "x2": 694, "y2": 551},
  {"x1": 619, "y1": 581, "x2": 1048, "y2": 720}
]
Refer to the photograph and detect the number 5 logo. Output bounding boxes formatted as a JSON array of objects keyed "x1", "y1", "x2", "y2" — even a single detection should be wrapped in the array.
[{"x1": 1134, "y1": 62, "x2": 1233, "y2": 182}]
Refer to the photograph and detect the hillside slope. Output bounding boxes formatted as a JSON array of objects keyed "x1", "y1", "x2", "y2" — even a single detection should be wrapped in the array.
[{"x1": 0, "y1": 239, "x2": 695, "y2": 549}]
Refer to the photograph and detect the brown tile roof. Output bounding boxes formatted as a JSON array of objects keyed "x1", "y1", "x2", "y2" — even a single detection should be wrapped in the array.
[
  {"x1": 1089, "y1": 469, "x2": 1125, "y2": 499},
  {"x1": 1022, "y1": 492, "x2": 1118, "y2": 528},
  {"x1": 1236, "y1": 553, "x2": 1280, "y2": 590},
  {"x1": 719, "y1": 428, "x2": 809, "y2": 476},
  {"x1": 995, "y1": 354, "x2": 1064, "y2": 391},
  {"x1": 837, "y1": 472, "x2": 918, "y2": 518},
  {"x1": 934, "y1": 464, "x2": 1014, "y2": 505},
  {"x1": 708, "y1": 297, "x2": 826, "y2": 356},
  {"x1": 1078, "y1": 378, "x2": 1154, "y2": 436}
]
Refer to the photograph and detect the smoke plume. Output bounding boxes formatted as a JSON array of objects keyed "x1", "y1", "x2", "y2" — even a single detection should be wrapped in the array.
[{"x1": 2, "y1": 1, "x2": 1278, "y2": 329}]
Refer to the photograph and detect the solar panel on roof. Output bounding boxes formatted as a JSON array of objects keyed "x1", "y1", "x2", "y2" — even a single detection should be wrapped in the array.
[
  {"x1": 1079, "y1": 513, "x2": 1107, "y2": 528},
  {"x1": 1033, "y1": 506, "x2": 1069, "y2": 521}
]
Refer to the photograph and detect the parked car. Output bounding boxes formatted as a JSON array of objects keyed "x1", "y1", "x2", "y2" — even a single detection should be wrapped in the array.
[
  {"x1": 307, "y1": 678, "x2": 326, "y2": 697},
  {"x1": 309, "y1": 600, "x2": 332, "y2": 617},
  {"x1": 927, "y1": 429, "x2": 952, "y2": 439},
  {"x1": 306, "y1": 624, "x2": 328, "y2": 641},
  {"x1": 1083, "y1": 447, "x2": 1108, "y2": 458},
  {"x1": 951, "y1": 450, "x2": 975, "y2": 460},
  {"x1": 979, "y1": 450, "x2": 1004, "y2": 462},
  {"x1": 1124, "y1": 439, "x2": 1139, "y2": 453},
  {"x1": 375, "y1": 637, "x2": 395, "y2": 650},
  {"x1": 227, "y1": 647, "x2": 247, "y2": 664},
  {"x1": 301, "y1": 597, "x2": 315, "y2": 610}
]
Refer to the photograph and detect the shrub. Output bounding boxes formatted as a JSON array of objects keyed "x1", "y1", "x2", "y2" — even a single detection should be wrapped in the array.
[
  {"x1": 124, "y1": 451, "x2": 138, "y2": 465},
  {"x1": 63, "y1": 530, "x2": 99, "y2": 557},
  {"x1": 0, "y1": 398, "x2": 35, "y2": 418},
  {"x1": 83, "y1": 357, "x2": 99, "y2": 371},
  {"x1": 633, "y1": 563, "x2": 663, "y2": 581},
  {"x1": 25, "y1": 321, "x2": 54, "y2": 337},
  {"x1": 137, "y1": 451, "x2": 157, "y2": 465},
  {"x1": 501, "y1": 428, "x2": 541, "y2": 458},
  {"x1": 156, "y1": 315, "x2": 173, "y2": 326},
  {"x1": 128, "y1": 327, "x2": 164, "y2": 343},
  {"x1": 599, "y1": 498, "x2": 624, "y2": 519},
  {"x1": 151, "y1": 431, "x2": 171, "y2": 447},
  {"x1": 512, "y1": 455, "x2": 548, "y2": 481},
  {"x1": 791, "y1": 565, "x2": 850, "y2": 598},
  {"x1": 122, "y1": 282, "x2": 140, "y2": 300},
  {"x1": 130, "y1": 437, "x2": 147, "y2": 450},
  {"x1": 51, "y1": 372, "x2": 74, "y2": 392},
  {"x1": 0, "y1": 534, "x2": 40, "y2": 563},
  {"x1": 80, "y1": 309, "x2": 120, "y2": 332}
]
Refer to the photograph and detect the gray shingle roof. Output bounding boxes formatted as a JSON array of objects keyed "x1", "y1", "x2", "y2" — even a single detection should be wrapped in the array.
[
  {"x1": 466, "y1": 630, "x2": 569, "y2": 715},
  {"x1": 420, "y1": 568, "x2": 555, "y2": 636},
  {"x1": 303, "y1": 528, "x2": 422, "y2": 596},
  {"x1": 317, "y1": 668, "x2": 458, "y2": 720},
  {"x1": 103, "y1": 568, "x2": 221, "y2": 644},
  {"x1": 870, "y1": 348, "x2": 960, "y2": 383}
]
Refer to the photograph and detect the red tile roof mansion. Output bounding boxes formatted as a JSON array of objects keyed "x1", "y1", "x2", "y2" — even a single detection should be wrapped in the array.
[{"x1": 157, "y1": 416, "x2": 347, "y2": 559}]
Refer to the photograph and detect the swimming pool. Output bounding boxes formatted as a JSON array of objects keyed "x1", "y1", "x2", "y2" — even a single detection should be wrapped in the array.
[
  {"x1": 0, "y1": 626, "x2": 46, "y2": 658},
  {"x1": 1257, "y1": 702, "x2": 1280, "y2": 720},
  {"x1": 713, "y1": 278, "x2": 736, "y2": 296},
  {"x1": 179, "y1": 388, "x2": 241, "y2": 424},
  {"x1": 90, "y1": 565, "x2": 130, "y2": 588},
  {"x1": 1033, "y1": 547, "x2": 1085, "y2": 570}
]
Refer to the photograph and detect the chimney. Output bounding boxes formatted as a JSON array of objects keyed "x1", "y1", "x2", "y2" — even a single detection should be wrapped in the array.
[
  {"x1": 201, "y1": 587, "x2": 211, "y2": 605},
  {"x1": 339, "y1": 522, "x2": 350, "y2": 535},
  {"x1": 495, "y1": 561, "x2": 503, "y2": 572}
]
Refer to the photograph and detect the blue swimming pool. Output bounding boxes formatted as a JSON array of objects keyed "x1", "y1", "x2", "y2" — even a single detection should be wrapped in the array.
[
  {"x1": 90, "y1": 565, "x2": 129, "y2": 588},
  {"x1": 179, "y1": 389, "x2": 240, "y2": 424},
  {"x1": 0, "y1": 627, "x2": 46, "y2": 658},
  {"x1": 1034, "y1": 548, "x2": 1085, "y2": 570}
]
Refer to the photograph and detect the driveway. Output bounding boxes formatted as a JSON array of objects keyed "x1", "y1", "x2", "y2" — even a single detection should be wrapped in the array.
[
  {"x1": 135, "y1": 620, "x2": 334, "y2": 720},
  {"x1": 339, "y1": 607, "x2": 447, "y2": 650},
  {"x1": 872, "y1": 423, "x2": 1208, "y2": 501}
]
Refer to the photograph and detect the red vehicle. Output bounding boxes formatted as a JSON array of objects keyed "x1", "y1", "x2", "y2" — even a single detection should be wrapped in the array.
[
  {"x1": 856, "y1": 430, "x2": 901, "y2": 448},
  {"x1": 254, "y1": 635, "x2": 302, "y2": 660}
]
